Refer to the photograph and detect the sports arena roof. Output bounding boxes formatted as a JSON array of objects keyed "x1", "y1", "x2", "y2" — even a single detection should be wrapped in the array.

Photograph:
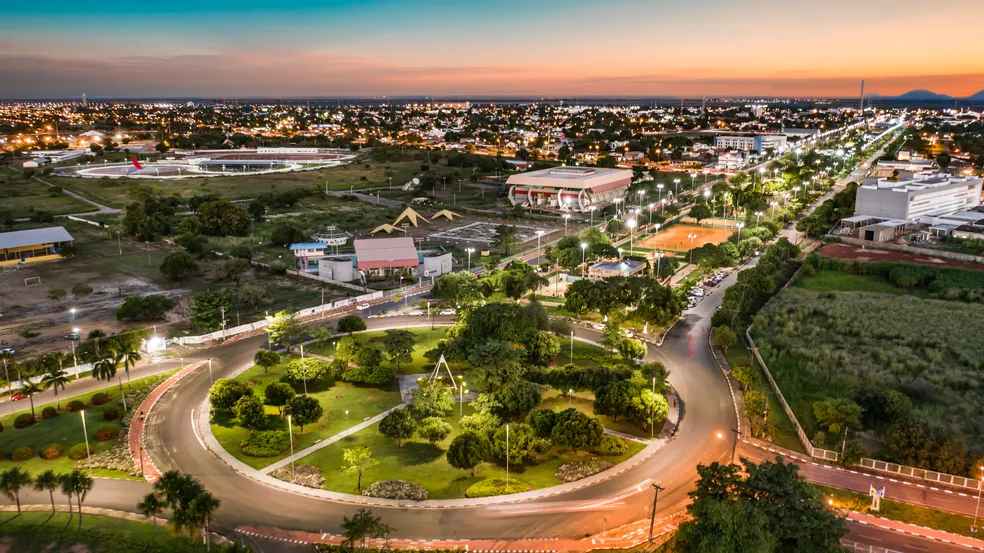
[
  {"x1": 353, "y1": 237, "x2": 418, "y2": 270},
  {"x1": 505, "y1": 167, "x2": 632, "y2": 190}
]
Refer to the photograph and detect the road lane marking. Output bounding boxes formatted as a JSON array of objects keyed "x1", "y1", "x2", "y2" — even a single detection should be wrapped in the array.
[{"x1": 191, "y1": 409, "x2": 207, "y2": 451}]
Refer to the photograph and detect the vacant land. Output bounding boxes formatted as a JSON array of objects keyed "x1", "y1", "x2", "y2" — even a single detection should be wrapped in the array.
[
  {"x1": 820, "y1": 242, "x2": 984, "y2": 273},
  {"x1": 751, "y1": 287, "x2": 984, "y2": 448},
  {"x1": 793, "y1": 270, "x2": 908, "y2": 295},
  {"x1": 637, "y1": 224, "x2": 731, "y2": 252},
  {"x1": 0, "y1": 170, "x2": 94, "y2": 218}
]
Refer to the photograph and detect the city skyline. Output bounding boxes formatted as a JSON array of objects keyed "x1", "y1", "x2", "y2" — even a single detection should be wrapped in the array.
[{"x1": 2, "y1": 0, "x2": 984, "y2": 99}]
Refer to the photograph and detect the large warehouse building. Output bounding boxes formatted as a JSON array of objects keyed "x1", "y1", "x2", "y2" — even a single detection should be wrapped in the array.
[
  {"x1": 854, "y1": 174, "x2": 983, "y2": 222},
  {"x1": 506, "y1": 167, "x2": 632, "y2": 213}
]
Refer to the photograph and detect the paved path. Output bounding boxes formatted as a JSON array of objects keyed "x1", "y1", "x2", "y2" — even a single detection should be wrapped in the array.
[{"x1": 34, "y1": 175, "x2": 121, "y2": 215}]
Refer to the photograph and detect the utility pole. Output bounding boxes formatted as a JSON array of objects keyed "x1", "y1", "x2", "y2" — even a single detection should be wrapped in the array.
[
  {"x1": 648, "y1": 483, "x2": 666, "y2": 542},
  {"x1": 220, "y1": 307, "x2": 227, "y2": 339}
]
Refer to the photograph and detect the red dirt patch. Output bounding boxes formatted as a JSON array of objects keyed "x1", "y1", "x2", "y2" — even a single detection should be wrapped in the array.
[{"x1": 819, "y1": 243, "x2": 984, "y2": 272}]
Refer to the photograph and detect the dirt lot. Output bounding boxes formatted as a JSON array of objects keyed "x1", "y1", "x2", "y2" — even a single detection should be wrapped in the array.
[
  {"x1": 638, "y1": 224, "x2": 733, "y2": 252},
  {"x1": 820, "y1": 242, "x2": 984, "y2": 272}
]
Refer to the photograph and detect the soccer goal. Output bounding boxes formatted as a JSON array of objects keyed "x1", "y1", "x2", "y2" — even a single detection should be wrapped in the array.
[{"x1": 24, "y1": 276, "x2": 41, "y2": 286}]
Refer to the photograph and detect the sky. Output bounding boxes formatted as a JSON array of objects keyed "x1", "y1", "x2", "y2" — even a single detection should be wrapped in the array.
[{"x1": 2, "y1": 0, "x2": 983, "y2": 99}]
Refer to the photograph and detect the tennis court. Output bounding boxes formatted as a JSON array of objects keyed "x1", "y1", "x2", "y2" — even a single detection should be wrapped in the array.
[{"x1": 637, "y1": 224, "x2": 733, "y2": 252}]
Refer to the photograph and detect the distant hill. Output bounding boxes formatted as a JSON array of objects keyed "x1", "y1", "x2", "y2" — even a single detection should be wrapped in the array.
[
  {"x1": 968, "y1": 89, "x2": 984, "y2": 100},
  {"x1": 895, "y1": 89, "x2": 952, "y2": 100}
]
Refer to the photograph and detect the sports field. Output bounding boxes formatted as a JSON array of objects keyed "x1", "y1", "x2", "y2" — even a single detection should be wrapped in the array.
[{"x1": 637, "y1": 224, "x2": 732, "y2": 252}]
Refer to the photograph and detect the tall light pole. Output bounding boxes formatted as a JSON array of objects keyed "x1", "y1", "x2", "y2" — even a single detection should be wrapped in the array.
[
  {"x1": 627, "y1": 218, "x2": 637, "y2": 255},
  {"x1": 655, "y1": 252, "x2": 664, "y2": 280},
  {"x1": 563, "y1": 213, "x2": 570, "y2": 235},
  {"x1": 690, "y1": 172, "x2": 696, "y2": 191},
  {"x1": 638, "y1": 190, "x2": 645, "y2": 208},
  {"x1": 300, "y1": 344, "x2": 308, "y2": 395},
  {"x1": 673, "y1": 178, "x2": 680, "y2": 196},
  {"x1": 770, "y1": 201, "x2": 778, "y2": 218},
  {"x1": 647, "y1": 204, "x2": 655, "y2": 227},
  {"x1": 973, "y1": 469, "x2": 984, "y2": 533},
  {"x1": 688, "y1": 233, "x2": 698, "y2": 265},
  {"x1": 653, "y1": 223, "x2": 661, "y2": 244},
  {"x1": 80, "y1": 410, "x2": 92, "y2": 476},
  {"x1": 589, "y1": 206, "x2": 596, "y2": 227},
  {"x1": 580, "y1": 242, "x2": 587, "y2": 277},
  {"x1": 717, "y1": 429, "x2": 741, "y2": 464},
  {"x1": 736, "y1": 222, "x2": 745, "y2": 243},
  {"x1": 754, "y1": 211, "x2": 763, "y2": 227},
  {"x1": 570, "y1": 331, "x2": 574, "y2": 363},
  {"x1": 287, "y1": 414, "x2": 295, "y2": 481},
  {"x1": 466, "y1": 248, "x2": 474, "y2": 272},
  {"x1": 536, "y1": 230, "x2": 544, "y2": 265},
  {"x1": 460, "y1": 382, "x2": 467, "y2": 421},
  {"x1": 656, "y1": 183, "x2": 664, "y2": 205},
  {"x1": 505, "y1": 424, "x2": 510, "y2": 486},
  {"x1": 207, "y1": 359, "x2": 213, "y2": 387}
]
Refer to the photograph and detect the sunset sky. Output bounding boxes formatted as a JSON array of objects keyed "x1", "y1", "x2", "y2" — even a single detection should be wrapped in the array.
[{"x1": 2, "y1": 0, "x2": 983, "y2": 98}]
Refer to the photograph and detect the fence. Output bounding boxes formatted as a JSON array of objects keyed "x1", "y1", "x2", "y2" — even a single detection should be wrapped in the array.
[
  {"x1": 840, "y1": 540, "x2": 904, "y2": 553},
  {"x1": 3, "y1": 362, "x2": 95, "y2": 390},
  {"x1": 861, "y1": 458, "x2": 983, "y2": 492},
  {"x1": 744, "y1": 327, "x2": 839, "y2": 462}
]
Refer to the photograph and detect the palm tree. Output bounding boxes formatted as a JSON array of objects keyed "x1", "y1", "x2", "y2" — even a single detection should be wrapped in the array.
[
  {"x1": 341, "y1": 508, "x2": 385, "y2": 553},
  {"x1": 0, "y1": 467, "x2": 33, "y2": 514},
  {"x1": 18, "y1": 381, "x2": 43, "y2": 419},
  {"x1": 91, "y1": 357, "x2": 117, "y2": 396},
  {"x1": 88, "y1": 329, "x2": 107, "y2": 358},
  {"x1": 61, "y1": 470, "x2": 93, "y2": 525},
  {"x1": 137, "y1": 492, "x2": 166, "y2": 533},
  {"x1": 112, "y1": 352, "x2": 129, "y2": 411},
  {"x1": 0, "y1": 350, "x2": 14, "y2": 400},
  {"x1": 33, "y1": 470, "x2": 60, "y2": 513},
  {"x1": 187, "y1": 491, "x2": 221, "y2": 549},
  {"x1": 41, "y1": 364, "x2": 70, "y2": 411},
  {"x1": 118, "y1": 346, "x2": 142, "y2": 389}
]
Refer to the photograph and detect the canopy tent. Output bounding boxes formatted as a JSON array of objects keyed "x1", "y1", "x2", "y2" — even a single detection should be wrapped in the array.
[
  {"x1": 393, "y1": 207, "x2": 430, "y2": 227},
  {"x1": 370, "y1": 224, "x2": 407, "y2": 235},
  {"x1": 431, "y1": 209, "x2": 462, "y2": 221}
]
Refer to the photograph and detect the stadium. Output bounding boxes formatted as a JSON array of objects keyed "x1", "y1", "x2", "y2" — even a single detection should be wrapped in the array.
[
  {"x1": 506, "y1": 166, "x2": 632, "y2": 213},
  {"x1": 56, "y1": 147, "x2": 355, "y2": 179}
]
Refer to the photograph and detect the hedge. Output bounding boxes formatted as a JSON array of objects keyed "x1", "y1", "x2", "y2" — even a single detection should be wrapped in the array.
[
  {"x1": 95, "y1": 426, "x2": 119, "y2": 441},
  {"x1": 40, "y1": 444, "x2": 63, "y2": 460},
  {"x1": 103, "y1": 407, "x2": 121, "y2": 421},
  {"x1": 14, "y1": 414, "x2": 34, "y2": 429},
  {"x1": 11, "y1": 446, "x2": 34, "y2": 461},
  {"x1": 67, "y1": 400, "x2": 85, "y2": 412},
  {"x1": 592, "y1": 434, "x2": 629, "y2": 456},
  {"x1": 362, "y1": 479, "x2": 429, "y2": 500},
  {"x1": 90, "y1": 392, "x2": 110, "y2": 406},
  {"x1": 240, "y1": 430, "x2": 290, "y2": 457},
  {"x1": 68, "y1": 443, "x2": 93, "y2": 460},
  {"x1": 464, "y1": 478, "x2": 531, "y2": 498},
  {"x1": 41, "y1": 406, "x2": 59, "y2": 420}
]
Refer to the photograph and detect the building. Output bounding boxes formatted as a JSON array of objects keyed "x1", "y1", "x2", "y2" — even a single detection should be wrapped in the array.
[
  {"x1": 588, "y1": 259, "x2": 646, "y2": 279},
  {"x1": 506, "y1": 166, "x2": 632, "y2": 212},
  {"x1": 0, "y1": 226, "x2": 74, "y2": 267},
  {"x1": 854, "y1": 174, "x2": 983, "y2": 223},
  {"x1": 715, "y1": 151, "x2": 748, "y2": 170},
  {"x1": 354, "y1": 237, "x2": 419, "y2": 273},
  {"x1": 713, "y1": 134, "x2": 787, "y2": 153}
]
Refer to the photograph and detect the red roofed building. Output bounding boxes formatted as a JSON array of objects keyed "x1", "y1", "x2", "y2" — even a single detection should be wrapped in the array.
[{"x1": 353, "y1": 237, "x2": 419, "y2": 273}]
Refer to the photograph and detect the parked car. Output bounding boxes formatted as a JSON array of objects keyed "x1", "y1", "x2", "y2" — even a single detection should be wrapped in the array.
[
  {"x1": 409, "y1": 310, "x2": 424, "y2": 316},
  {"x1": 704, "y1": 280, "x2": 716, "y2": 287},
  {"x1": 357, "y1": 303, "x2": 370, "y2": 310},
  {"x1": 10, "y1": 393, "x2": 26, "y2": 401},
  {"x1": 592, "y1": 323, "x2": 605, "y2": 330},
  {"x1": 439, "y1": 309, "x2": 456, "y2": 316}
]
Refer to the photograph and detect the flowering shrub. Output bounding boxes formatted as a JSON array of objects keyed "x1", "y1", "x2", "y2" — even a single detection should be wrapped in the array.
[
  {"x1": 555, "y1": 458, "x2": 614, "y2": 482},
  {"x1": 12, "y1": 446, "x2": 34, "y2": 461},
  {"x1": 41, "y1": 406, "x2": 59, "y2": 419},
  {"x1": 68, "y1": 443, "x2": 92, "y2": 460},
  {"x1": 95, "y1": 426, "x2": 119, "y2": 441},
  {"x1": 40, "y1": 444, "x2": 63, "y2": 460},
  {"x1": 270, "y1": 464, "x2": 325, "y2": 489},
  {"x1": 362, "y1": 479, "x2": 429, "y2": 501}
]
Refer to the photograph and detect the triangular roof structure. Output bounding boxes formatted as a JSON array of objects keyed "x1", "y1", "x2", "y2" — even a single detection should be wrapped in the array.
[
  {"x1": 428, "y1": 354, "x2": 459, "y2": 392},
  {"x1": 431, "y1": 209, "x2": 462, "y2": 221},
  {"x1": 370, "y1": 224, "x2": 406, "y2": 235},
  {"x1": 393, "y1": 207, "x2": 430, "y2": 227}
]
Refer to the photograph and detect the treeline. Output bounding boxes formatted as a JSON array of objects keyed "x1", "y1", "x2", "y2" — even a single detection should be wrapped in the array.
[
  {"x1": 796, "y1": 182, "x2": 858, "y2": 237},
  {"x1": 564, "y1": 276, "x2": 687, "y2": 327},
  {"x1": 807, "y1": 252, "x2": 984, "y2": 302},
  {"x1": 712, "y1": 238, "x2": 801, "y2": 328}
]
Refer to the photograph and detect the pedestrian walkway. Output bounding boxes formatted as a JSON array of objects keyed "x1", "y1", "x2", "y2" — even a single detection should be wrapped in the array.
[
  {"x1": 847, "y1": 511, "x2": 984, "y2": 551},
  {"x1": 129, "y1": 361, "x2": 207, "y2": 482},
  {"x1": 259, "y1": 402, "x2": 408, "y2": 475}
]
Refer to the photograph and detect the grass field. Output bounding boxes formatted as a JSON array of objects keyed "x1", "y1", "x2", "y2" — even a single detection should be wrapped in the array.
[
  {"x1": 294, "y1": 404, "x2": 645, "y2": 499},
  {"x1": 0, "y1": 511, "x2": 213, "y2": 553},
  {"x1": 0, "y1": 170, "x2": 95, "y2": 218},
  {"x1": 540, "y1": 389, "x2": 657, "y2": 439},
  {"x1": 210, "y1": 355, "x2": 403, "y2": 469},
  {"x1": 794, "y1": 270, "x2": 908, "y2": 295},
  {"x1": 637, "y1": 224, "x2": 732, "y2": 252},
  {"x1": 0, "y1": 368, "x2": 179, "y2": 478},
  {"x1": 307, "y1": 327, "x2": 452, "y2": 375}
]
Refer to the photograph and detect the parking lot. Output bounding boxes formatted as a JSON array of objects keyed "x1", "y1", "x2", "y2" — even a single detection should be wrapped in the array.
[{"x1": 684, "y1": 270, "x2": 730, "y2": 311}]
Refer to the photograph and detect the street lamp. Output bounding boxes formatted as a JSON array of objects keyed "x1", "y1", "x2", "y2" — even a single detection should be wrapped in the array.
[
  {"x1": 688, "y1": 233, "x2": 698, "y2": 265},
  {"x1": 460, "y1": 382, "x2": 468, "y2": 421},
  {"x1": 580, "y1": 242, "x2": 588, "y2": 277},
  {"x1": 627, "y1": 218, "x2": 637, "y2": 255},
  {"x1": 736, "y1": 222, "x2": 745, "y2": 242},
  {"x1": 690, "y1": 172, "x2": 696, "y2": 191},
  {"x1": 287, "y1": 414, "x2": 295, "y2": 481},
  {"x1": 80, "y1": 410, "x2": 92, "y2": 476},
  {"x1": 754, "y1": 211, "x2": 763, "y2": 226},
  {"x1": 647, "y1": 203, "x2": 655, "y2": 227},
  {"x1": 655, "y1": 252, "x2": 665, "y2": 281},
  {"x1": 656, "y1": 183, "x2": 664, "y2": 205},
  {"x1": 70, "y1": 307, "x2": 77, "y2": 322},
  {"x1": 673, "y1": 179, "x2": 680, "y2": 196},
  {"x1": 589, "y1": 205, "x2": 596, "y2": 226},
  {"x1": 770, "y1": 201, "x2": 778, "y2": 217},
  {"x1": 703, "y1": 189, "x2": 710, "y2": 203},
  {"x1": 717, "y1": 428, "x2": 741, "y2": 464},
  {"x1": 466, "y1": 248, "x2": 474, "y2": 272},
  {"x1": 638, "y1": 190, "x2": 645, "y2": 208},
  {"x1": 536, "y1": 230, "x2": 544, "y2": 265},
  {"x1": 505, "y1": 423, "x2": 511, "y2": 486},
  {"x1": 973, "y1": 468, "x2": 984, "y2": 533},
  {"x1": 563, "y1": 213, "x2": 571, "y2": 235}
]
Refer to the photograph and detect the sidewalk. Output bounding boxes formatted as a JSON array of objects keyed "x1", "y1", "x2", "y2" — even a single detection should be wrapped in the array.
[
  {"x1": 129, "y1": 361, "x2": 207, "y2": 482},
  {"x1": 848, "y1": 511, "x2": 984, "y2": 551}
]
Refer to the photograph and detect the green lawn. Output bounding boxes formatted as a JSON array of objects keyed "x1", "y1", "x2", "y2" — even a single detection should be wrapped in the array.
[
  {"x1": 794, "y1": 270, "x2": 907, "y2": 295},
  {"x1": 295, "y1": 403, "x2": 645, "y2": 499},
  {"x1": 0, "y1": 368, "x2": 179, "y2": 478},
  {"x1": 307, "y1": 327, "x2": 452, "y2": 375},
  {"x1": 0, "y1": 511, "x2": 213, "y2": 553},
  {"x1": 540, "y1": 389, "x2": 657, "y2": 439},
  {"x1": 210, "y1": 356, "x2": 403, "y2": 469},
  {"x1": 815, "y1": 485, "x2": 981, "y2": 539},
  {"x1": 0, "y1": 172, "x2": 95, "y2": 218}
]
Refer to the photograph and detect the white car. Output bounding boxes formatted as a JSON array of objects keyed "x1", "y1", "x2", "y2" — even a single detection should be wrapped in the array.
[
  {"x1": 592, "y1": 323, "x2": 605, "y2": 330},
  {"x1": 689, "y1": 289, "x2": 705, "y2": 297},
  {"x1": 439, "y1": 309, "x2": 456, "y2": 316},
  {"x1": 357, "y1": 303, "x2": 370, "y2": 310},
  {"x1": 409, "y1": 310, "x2": 424, "y2": 316}
]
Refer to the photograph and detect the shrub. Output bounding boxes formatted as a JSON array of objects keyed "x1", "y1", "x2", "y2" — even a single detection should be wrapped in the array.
[
  {"x1": 14, "y1": 413, "x2": 35, "y2": 429},
  {"x1": 40, "y1": 444, "x2": 63, "y2": 460},
  {"x1": 339, "y1": 363, "x2": 395, "y2": 385},
  {"x1": 95, "y1": 426, "x2": 119, "y2": 441},
  {"x1": 592, "y1": 434, "x2": 629, "y2": 456},
  {"x1": 90, "y1": 392, "x2": 110, "y2": 406},
  {"x1": 41, "y1": 406, "x2": 59, "y2": 419},
  {"x1": 362, "y1": 479, "x2": 429, "y2": 500},
  {"x1": 103, "y1": 407, "x2": 121, "y2": 421},
  {"x1": 71, "y1": 283, "x2": 94, "y2": 296},
  {"x1": 68, "y1": 443, "x2": 93, "y2": 460},
  {"x1": 67, "y1": 400, "x2": 85, "y2": 412},
  {"x1": 555, "y1": 458, "x2": 615, "y2": 482},
  {"x1": 464, "y1": 478, "x2": 532, "y2": 498},
  {"x1": 240, "y1": 430, "x2": 290, "y2": 457},
  {"x1": 285, "y1": 358, "x2": 331, "y2": 384},
  {"x1": 12, "y1": 446, "x2": 34, "y2": 461}
]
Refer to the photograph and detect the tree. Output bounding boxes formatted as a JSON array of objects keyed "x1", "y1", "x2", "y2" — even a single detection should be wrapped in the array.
[
  {"x1": 247, "y1": 200, "x2": 266, "y2": 222},
  {"x1": 882, "y1": 390, "x2": 913, "y2": 422},
  {"x1": 744, "y1": 389, "x2": 769, "y2": 437},
  {"x1": 137, "y1": 492, "x2": 166, "y2": 533},
  {"x1": 460, "y1": 411, "x2": 501, "y2": 440},
  {"x1": 418, "y1": 416, "x2": 452, "y2": 445},
  {"x1": 675, "y1": 491, "x2": 776, "y2": 553},
  {"x1": 238, "y1": 284, "x2": 268, "y2": 308},
  {"x1": 492, "y1": 423, "x2": 536, "y2": 464},
  {"x1": 526, "y1": 409, "x2": 557, "y2": 438},
  {"x1": 208, "y1": 379, "x2": 252, "y2": 411},
  {"x1": 526, "y1": 331, "x2": 560, "y2": 367},
  {"x1": 152, "y1": 470, "x2": 206, "y2": 538},
  {"x1": 91, "y1": 357, "x2": 117, "y2": 396},
  {"x1": 713, "y1": 325, "x2": 737, "y2": 355},
  {"x1": 17, "y1": 380, "x2": 43, "y2": 419},
  {"x1": 631, "y1": 389, "x2": 668, "y2": 434},
  {"x1": 264, "y1": 381, "x2": 295, "y2": 415},
  {"x1": 433, "y1": 271, "x2": 483, "y2": 307},
  {"x1": 335, "y1": 336, "x2": 361, "y2": 363},
  {"x1": 601, "y1": 324, "x2": 623, "y2": 357},
  {"x1": 813, "y1": 398, "x2": 863, "y2": 436},
  {"x1": 254, "y1": 350, "x2": 281, "y2": 373},
  {"x1": 159, "y1": 251, "x2": 199, "y2": 281},
  {"x1": 270, "y1": 222, "x2": 305, "y2": 248},
  {"x1": 618, "y1": 337, "x2": 647, "y2": 362},
  {"x1": 187, "y1": 491, "x2": 221, "y2": 545},
  {"x1": 689, "y1": 202, "x2": 713, "y2": 224},
  {"x1": 732, "y1": 364, "x2": 755, "y2": 391},
  {"x1": 447, "y1": 432, "x2": 491, "y2": 476},
  {"x1": 283, "y1": 395, "x2": 323, "y2": 433},
  {"x1": 265, "y1": 309, "x2": 301, "y2": 352},
  {"x1": 41, "y1": 364, "x2": 70, "y2": 410},
  {"x1": 379, "y1": 407, "x2": 417, "y2": 447},
  {"x1": 191, "y1": 290, "x2": 233, "y2": 332},
  {"x1": 197, "y1": 200, "x2": 249, "y2": 236},
  {"x1": 493, "y1": 224, "x2": 520, "y2": 254},
  {"x1": 33, "y1": 470, "x2": 60, "y2": 513},
  {"x1": 341, "y1": 508, "x2": 387, "y2": 553},
  {"x1": 410, "y1": 379, "x2": 454, "y2": 418},
  {"x1": 0, "y1": 467, "x2": 32, "y2": 514},
  {"x1": 467, "y1": 341, "x2": 524, "y2": 392},
  {"x1": 640, "y1": 361, "x2": 670, "y2": 387},
  {"x1": 356, "y1": 347, "x2": 384, "y2": 371},
  {"x1": 336, "y1": 314, "x2": 367, "y2": 335},
  {"x1": 217, "y1": 258, "x2": 251, "y2": 286},
  {"x1": 233, "y1": 394, "x2": 266, "y2": 434},
  {"x1": 117, "y1": 345, "x2": 142, "y2": 389},
  {"x1": 381, "y1": 330, "x2": 415, "y2": 371},
  {"x1": 550, "y1": 408, "x2": 603, "y2": 452},
  {"x1": 343, "y1": 446, "x2": 379, "y2": 492},
  {"x1": 116, "y1": 295, "x2": 175, "y2": 321},
  {"x1": 593, "y1": 381, "x2": 635, "y2": 422},
  {"x1": 494, "y1": 379, "x2": 542, "y2": 417},
  {"x1": 60, "y1": 470, "x2": 93, "y2": 524}
]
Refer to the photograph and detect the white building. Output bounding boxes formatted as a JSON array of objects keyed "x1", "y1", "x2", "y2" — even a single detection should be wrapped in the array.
[
  {"x1": 854, "y1": 174, "x2": 983, "y2": 223},
  {"x1": 506, "y1": 166, "x2": 632, "y2": 212},
  {"x1": 714, "y1": 134, "x2": 787, "y2": 153}
]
